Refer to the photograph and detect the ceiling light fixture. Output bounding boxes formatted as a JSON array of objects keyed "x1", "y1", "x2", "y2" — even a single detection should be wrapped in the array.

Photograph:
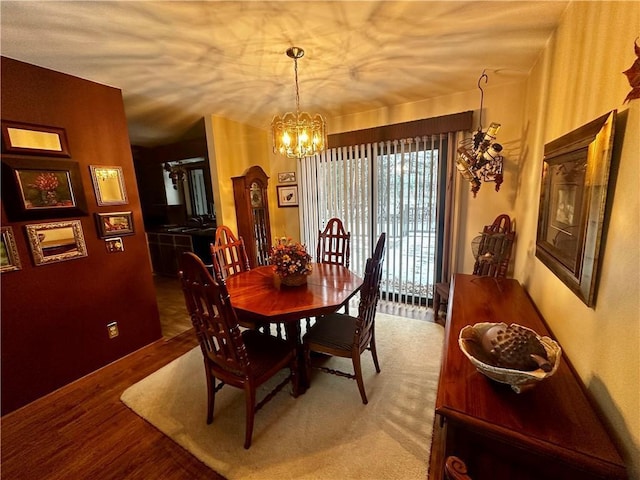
[
  {"x1": 271, "y1": 47, "x2": 327, "y2": 160},
  {"x1": 456, "y1": 70, "x2": 504, "y2": 197}
]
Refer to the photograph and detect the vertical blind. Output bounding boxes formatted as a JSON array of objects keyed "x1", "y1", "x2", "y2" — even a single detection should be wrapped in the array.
[{"x1": 299, "y1": 134, "x2": 449, "y2": 306}]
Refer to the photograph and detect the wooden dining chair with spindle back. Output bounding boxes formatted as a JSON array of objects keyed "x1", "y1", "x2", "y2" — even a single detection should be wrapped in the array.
[
  {"x1": 316, "y1": 217, "x2": 351, "y2": 268},
  {"x1": 178, "y1": 252, "x2": 299, "y2": 449},
  {"x1": 210, "y1": 225, "x2": 271, "y2": 333},
  {"x1": 303, "y1": 232, "x2": 386, "y2": 404},
  {"x1": 434, "y1": 214, "x2": 515, "y2": 325},
  {"x1": 309, "y1": 217, "x2": 352, "y2": 323},
  {"x1": 210, "y1": 225, "x2": 251, "y2": 280}
]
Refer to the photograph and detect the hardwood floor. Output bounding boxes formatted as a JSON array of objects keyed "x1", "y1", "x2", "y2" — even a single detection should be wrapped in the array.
[
  {"x1": 0, "y1": 328, "x2": 225, "y2": 480},
  {"x1": 1, "y1": 275, "x2": 434, "y2": 480},
  {"x1": 154, "y1": 274, "x2": 193, "y2": 338}
]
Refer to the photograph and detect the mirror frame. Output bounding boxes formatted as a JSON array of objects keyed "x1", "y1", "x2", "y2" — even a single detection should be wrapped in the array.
[{"x1": 535, "y1": 110, "x2": 616, "y2": 307}]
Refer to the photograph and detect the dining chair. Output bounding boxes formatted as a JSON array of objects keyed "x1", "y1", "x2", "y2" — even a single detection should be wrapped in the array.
[
  {"x1": 303, "y1": 232, "x2": 386, "y2": 404},
  {"x1": 210, "y1": 225, "x2": 276, "y2": 333},
  {"x1": 472, "y1": 213, "x2": 515, "y2": 278},
  {"x1": 316, "y1": 217, "x2": 351, "y2": 268},
  {"x1": 310, "y1": 217, "x2": 352, "y2": 322},
  {"x1": 178, "y1": 252, "x2": 299, "y2": 449},
  {"x1": 210, "y1": 225, "x2": 251, "y2": 280},
  {"x1": 434, "y1": 213, "x2": 515, "y2": 325}
]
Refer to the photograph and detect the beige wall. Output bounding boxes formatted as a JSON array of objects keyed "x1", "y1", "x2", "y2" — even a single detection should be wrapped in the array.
[
  {"x1": 515, "y1": 2, "x2": 640, "y2": 477},
  {"x1": 205, "y1": 115, "x2": 271, "y2": 235},
  {"x1": 205, "y1": 114, "x2": 302, "y2": 242}
]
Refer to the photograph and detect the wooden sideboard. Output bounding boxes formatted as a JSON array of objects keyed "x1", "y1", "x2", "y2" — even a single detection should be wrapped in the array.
[{"x1": 429, "y1": 274, "x2": 627, "y2": 480}]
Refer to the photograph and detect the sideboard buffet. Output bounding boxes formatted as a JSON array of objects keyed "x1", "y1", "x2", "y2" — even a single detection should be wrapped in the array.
[{"x1": 429, "y1": 274, "x2": 627, "y2": 480}]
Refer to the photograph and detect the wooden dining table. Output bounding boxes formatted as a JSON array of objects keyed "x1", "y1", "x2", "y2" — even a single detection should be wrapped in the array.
[{"x1": 225, "y1": 263, "x2": 363, "y2": 392}]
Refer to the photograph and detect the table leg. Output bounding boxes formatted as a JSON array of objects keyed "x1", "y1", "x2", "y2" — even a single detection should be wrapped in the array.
[{"x1": 284, "y1": 321, "x2": 309, "y2": 394}]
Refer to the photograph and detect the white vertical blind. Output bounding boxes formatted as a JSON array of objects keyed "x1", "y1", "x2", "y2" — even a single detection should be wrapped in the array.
[{"x1": 300, "y1": 135, "x2": 445, "y2": 306}]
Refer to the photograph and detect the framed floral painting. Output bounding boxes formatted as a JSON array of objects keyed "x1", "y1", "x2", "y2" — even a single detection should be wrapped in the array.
[{"x1": 1, "y1": 155, "x2": 87, "y2": 220}]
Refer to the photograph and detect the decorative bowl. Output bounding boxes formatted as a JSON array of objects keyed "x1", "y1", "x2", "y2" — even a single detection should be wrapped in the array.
[{"x1": 458, "y1": 322, "x2": 562, "y2": 393}]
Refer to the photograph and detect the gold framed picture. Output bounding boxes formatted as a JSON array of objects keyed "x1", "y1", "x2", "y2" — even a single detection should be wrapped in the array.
[
  {"x1": 1, "y1": 226, "x2": 22, "y2": 273},
  {"x1": 25, "y1": 220, "x2": 88, "y2": 266},
  {"x1": 535, "y1": 110, "x2": 616, "y2": 307},
  {"x1": 1, "y1": 120, "x2": 70, "y2": 157},
  {"x1": 90, "y1": 165, "x2": 128, "y2": 206}
]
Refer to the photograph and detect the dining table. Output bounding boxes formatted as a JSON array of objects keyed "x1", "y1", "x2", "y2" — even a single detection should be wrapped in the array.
[{"x1": 225, "y1": 263, "x2": 363, "y2": 393}]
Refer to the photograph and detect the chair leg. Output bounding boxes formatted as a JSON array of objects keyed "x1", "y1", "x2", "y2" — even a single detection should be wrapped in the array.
[
  {"x1": 206, "y1": 371, "x2": 215, "y2": 424},
  {"x1": 244, "y1": 385, "x2": 256, "y2": 449},
  {"x1": 352, "y1": 353, "x2": 368, "y2": 405},
  {"x1": 370, "y1": 334, "x2": 381, "y2": 373}
]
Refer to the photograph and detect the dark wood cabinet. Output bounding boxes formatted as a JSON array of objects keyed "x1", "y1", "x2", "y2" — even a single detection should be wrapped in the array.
[
  {"x1": 232, "y1": 165, "x2": 272, "y2": 268},
  {"x1": 147, "y1": 232, "x2": 193, "y2": 276},
  {"x1": 429, "y1": 274, "x2": 627, "y2": 480}
]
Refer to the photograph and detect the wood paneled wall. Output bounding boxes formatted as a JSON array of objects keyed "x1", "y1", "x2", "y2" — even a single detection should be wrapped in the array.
[{"x1": 1, "y1": 57, "x2": 162, "y2": 414}]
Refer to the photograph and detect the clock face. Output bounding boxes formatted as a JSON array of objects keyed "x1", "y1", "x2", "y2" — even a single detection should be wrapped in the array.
[{"x1": 250, "y1": 182, "x2": 262, "y2": 208}]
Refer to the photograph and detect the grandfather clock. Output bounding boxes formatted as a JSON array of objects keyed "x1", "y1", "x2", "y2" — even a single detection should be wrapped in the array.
[{"x1": 232, "y1": 165, "x2": 272, "y2": 268}]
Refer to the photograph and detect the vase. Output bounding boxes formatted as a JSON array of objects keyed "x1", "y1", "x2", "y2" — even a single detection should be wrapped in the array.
[{"x1": 279, "y1": 273, "x2": 308, "y2": 287}]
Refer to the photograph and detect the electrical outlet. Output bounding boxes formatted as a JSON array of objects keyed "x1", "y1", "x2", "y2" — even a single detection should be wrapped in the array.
[{"x1": 107, "y1": 322, "x2": 119, "y2": 339}]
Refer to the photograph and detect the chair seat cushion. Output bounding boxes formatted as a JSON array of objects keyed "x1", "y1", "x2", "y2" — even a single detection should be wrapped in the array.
[
  {"x1": 304, "y1": 313, "x2": 357, "y2": 351},
  {"x1": 242, "y1": 330, "x2": 294, "y2": 379}
]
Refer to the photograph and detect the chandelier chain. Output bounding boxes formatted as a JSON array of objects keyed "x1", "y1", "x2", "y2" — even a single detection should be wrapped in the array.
[{"x1": 294, "y1": 56, "x2": 300, "y2": 115}]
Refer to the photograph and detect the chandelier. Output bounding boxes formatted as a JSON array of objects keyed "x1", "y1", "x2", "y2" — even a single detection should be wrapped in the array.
[
  {"x1": 271, "y1": 47, "x2": 327, "y2": 160},
  {"x1": 456, "y1": 70, "x2": 504, "y2": 197}
]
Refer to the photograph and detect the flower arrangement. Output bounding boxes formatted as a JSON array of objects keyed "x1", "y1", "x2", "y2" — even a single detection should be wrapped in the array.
[
  {"x1": 28, "y1": 172, "x2": 62, "y2": 206},
  {"x1": 269, "y1": 237, "x2": 312, "y2": 278},
  {"x1": 29, "y1": 172, "x2": 59, "y2": 192}
]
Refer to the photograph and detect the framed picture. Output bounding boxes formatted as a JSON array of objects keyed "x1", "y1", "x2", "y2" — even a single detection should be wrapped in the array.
[
  {"x1": 1, "y1": 226, "x2": 22, "y2": 273},
  {"x1": 1, "y1": 120, "x2": 70, "y2": 157},
  {"x1": 25, "y1": 220, "x2": 88, "y2": 266},
  {"x1": 536, "y1": 110, "x2": 616, "y2": 307},
  {"x1": 90, "y1": 165, "x2": 128, "y2": 206},
  {"x1": 95, "y1": 211, "x2": 134, "y2": 238},
  {"x1": 278, "y1": 171, "x2": 296, "y2": 184},
  {"x1": 1, "y1": 155, "x2": 88, "y2": 221},
  {"x1": 277, "y1": 185, "x2": 299, "y2": 207},
  {"x1": 105, "y1": 237, "x2": 125, "y2": 253}
]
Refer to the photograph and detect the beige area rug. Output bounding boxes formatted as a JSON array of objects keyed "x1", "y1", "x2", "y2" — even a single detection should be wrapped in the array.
[{"x1": 120, "y1": 314, "x2": 444, "y2": 480}]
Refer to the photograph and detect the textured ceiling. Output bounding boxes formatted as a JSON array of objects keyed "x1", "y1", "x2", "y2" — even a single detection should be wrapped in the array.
[{"x1": 1, "y1": 1, "x2": 569, "y2": 146}]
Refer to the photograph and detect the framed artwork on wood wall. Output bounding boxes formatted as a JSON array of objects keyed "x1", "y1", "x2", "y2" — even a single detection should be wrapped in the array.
[
  {"x1": 25, "y1": 220, "x2": 88, "y2": 266},
  {"x1": 89, "y1": 165, "x2": 128, "y2": 206},
  {"x1": 95, "y1": 211, "x2": 134, "y2": 238},
  {"x1": 1, "y1": 120, "x2": 70, "y2": 157},
  {"x1": 0, "y1": 226, "x2": 22, "y2": 273},
  {"x1": 1, "y1": 155, "x2": 88, "y2": 221},
  {"x1": 535, "y1": 110, "x2": 616, "y2": 307}
]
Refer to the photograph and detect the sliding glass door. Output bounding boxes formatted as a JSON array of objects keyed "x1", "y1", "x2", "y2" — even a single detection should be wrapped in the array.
[{"x1": 299, "y1": 135, "x2": 447, "y2": 307}]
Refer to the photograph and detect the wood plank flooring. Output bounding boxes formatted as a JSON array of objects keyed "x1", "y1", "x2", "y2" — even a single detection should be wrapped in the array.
[
  {"x1": 1, "y1": 275, "x2": 433, "y2": 480},
  {"x1": 0, "y1": 329, "x2": 225, "y2": 480}
]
